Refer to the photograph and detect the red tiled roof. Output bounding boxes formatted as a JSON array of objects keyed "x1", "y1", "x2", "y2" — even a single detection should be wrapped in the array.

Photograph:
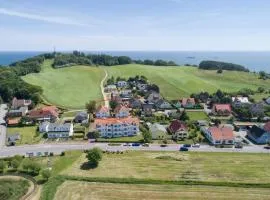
[
  {"x1": 114, "y1": 105, "x2": 129, "y2": 113},
  {"x1": 264, "y1": 121, "x2": 270, "y2": 132},
  {"x1": 209, "y1": 127, "x2": 234, "y2": 141},
  {"x1": 29, "y1": 106, "x2": 59, "y2": 118},
  {"x1": 168, "y1": 120, "x2": 187, "y2": 133},
  {"x1": 182, "y1": 98, "x2": 195, "y2": 106},
  {"x1": 94, "y1": 117, "x2": 139, "y2": 126},
  {"x1": 96, "y1": 106, "x2": 109, "y2": 113},
  {"x1": 214, "y1": 104, "x2": 231, "y2": 112},
  {"x1": 7, "y1": 118, "x2": 21, "y2": 125}
]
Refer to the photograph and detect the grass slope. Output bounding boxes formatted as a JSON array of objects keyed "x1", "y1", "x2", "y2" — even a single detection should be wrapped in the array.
[
  {"x1": 22, "y1": 60, "x2": 104, "y2": 109},
  {"x1": 106, "y1": 64, "x2": 270, "y2": 99},
  {"x1": 62, "y1": 151, "x2": 270, "y2": 183},
  {"x1": 54, "y1": 181, "x2": 270, "y2": 200}
]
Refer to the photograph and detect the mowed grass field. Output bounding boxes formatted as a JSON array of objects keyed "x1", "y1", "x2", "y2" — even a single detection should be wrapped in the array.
[
  {"x1": 62, "y1": 151, "x2": 270, "y2": 183},
  {"x1": 22, "y1": 60, "x2": 104, "y2": 109},
  {"x1": 106, "y1": 64, "x2": 270, "y2": 99},
  {"x1": 186, "y1": 111, "x2": 209, "y2": 121},
  {"x1": 54, "y1": 181, "x2": 270, "y2": 200}
]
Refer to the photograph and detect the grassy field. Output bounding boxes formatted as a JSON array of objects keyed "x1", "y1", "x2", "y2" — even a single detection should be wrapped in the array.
[
  {"x1": 62, "y1": 151, "x2": 270, "y2": 183},
  {"x1": 187, "y1": 111, "x2": 209, "y2": 121},
  {"x1": 22, "y1": 60, "x2": 104, "y2": 109},
  {"x1": 7, "y1": 126, "x2": 41, "y2": 145},
  {"x1": 54, "y1": 181, "x2": 270, "y2": 200},
  {"x1": 106, "y1": 65, "x2": 270, "y2": 99},
  {"x1": 96, "y1": 134, "x2": 143, "y2": 143},
  {"x1": 0, "y1": 179, "x2": 30, "y2": 200}
]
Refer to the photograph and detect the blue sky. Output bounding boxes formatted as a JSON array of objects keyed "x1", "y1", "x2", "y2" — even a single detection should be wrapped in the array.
[{"x1": 0, "y1": 0, "x2": 270, "y2": 51}]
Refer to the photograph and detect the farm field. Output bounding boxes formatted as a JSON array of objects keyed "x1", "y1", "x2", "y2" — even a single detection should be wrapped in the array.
[
  {"x1": 7, "y1": 126, "x2": 41, "y2": 145},
  {"x1": 22, "y1": 60, "x2": 104, "y2": 109},
  {"x1": 54, "y1": 181, "x2": 270, "y2": 200},
  {"x1": 106, "y1": 64, "x2": 270, "y2": 99},
  {"x1": 62, "y1": 151, "x2": 270, "y2": 183}
]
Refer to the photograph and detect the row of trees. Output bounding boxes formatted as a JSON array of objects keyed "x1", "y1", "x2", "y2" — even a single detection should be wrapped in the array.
[
  {"x1": 199, "y1": 60, "x2": 249, "y2": 72},
  {"x1": 52, "y1": 51, "x2": 178, "y2": 68},
  {"x1": 0, "y1": 56, "x2": 44, "y2": 103}
]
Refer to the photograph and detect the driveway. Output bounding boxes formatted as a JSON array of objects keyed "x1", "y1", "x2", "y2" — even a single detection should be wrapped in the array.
[{"x1": 0, "y1": 104, "x2": 8, "y2": 148}]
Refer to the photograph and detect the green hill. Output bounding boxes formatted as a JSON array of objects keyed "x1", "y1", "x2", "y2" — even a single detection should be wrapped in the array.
[
  {"x1": 106, "y1": 64, "x2": 270, "y2": 99},
  {"x1": 22, "y1": 61, "x2": 270, "y2": 109},
  {"x1": 22, "y1": 60, "x2": 104, "y2": 109}
]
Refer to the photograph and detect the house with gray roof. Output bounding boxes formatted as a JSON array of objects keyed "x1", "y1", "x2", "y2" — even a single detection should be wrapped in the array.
[
  {"x1": 74, "y1": 111, "x2": 89, "y2": 123},
  {"x1": 247, "y1": 122, "x2": 270, "y2": 144},
  {"x1": 39, "y1": 122, "x2": 73, "y2": 138}
]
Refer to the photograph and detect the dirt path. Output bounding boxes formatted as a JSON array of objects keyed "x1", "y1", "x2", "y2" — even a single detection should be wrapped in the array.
[{"x1": 100, "y1": 68, "x2": 109, "y2": 107}]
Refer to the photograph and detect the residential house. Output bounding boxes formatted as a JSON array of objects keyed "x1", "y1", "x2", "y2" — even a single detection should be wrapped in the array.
[
  {"x1": 11, "y1": 97, "x2": 32, "y2": 109},
  {"x1": 247, "y1": 122, "x2": 270, "y2": 144},
  {"x1": 117, "y1": 81, "x2": 128, "y2": 88},
  {"x1": 74, "y1": 111, "x2": 89, "y2": 123},
  {"x1": 129, "y1": 98, "x2": 142, "y2": 109},
  {"x1": 149, "y1": 123, "x2": 167, "y2": 139},
  {"x1": 39, "y1": 122, "x2": 73, "y2": 138},
  {"x1": 266, "y1": 97, "x2": 270, "y2": 105},
  {"x1": 201, "y1": 126, "x2": 235, "y2": 145},
  {"x1": 142, "y1": 103, "x2": 154, "y2": 116},
  {"x1": 115, "y1": 105, "x2": 129, "y2": 118},
  {"x1": 232, "y1": 97, "x2": 250, "y2": 107},
  {"x1": 0, "y1": 104, "x2": 8, "y2": 125},
  {"x1": 7, "y1": 118, "x2": 21, "y2": 126},
  {"x1": 168, "y1": 120, "x2": 188, "y2": 140},
  {"x1": 7, "y1": 106, "x2": 28, "y2": 117},
  {"x1": 212, "y1": 104, "x2": 232, "y2": 116},
  {"x1": 137, "y1": 83, "x2": 148, "y2": 91},
  {"x1": 250, "y1": 103, "x2": 265, "y2": 117},
  {"x1": 28, "y1": 106, "x2": 59, "y2": 122},
  {"x1": 104, "y1": 85, "x2": 117, "y2": 93},
  {"x1": 155, "y1": 99, "x2": 172, "y2": 110},
  {"x1": 147, "y1": 92, "x2": 162, "y2": 104},
  {"x1": 94, "y1": 117, "x2": 139, "y2": 138},
  {"x1": 182, "y1": 98, "x2": 196, "y2": 108},
  {"x1": 173, "y1": 100, "x2": 182, "y2": 109},
  {"x1": 96, "y1": 106, "x2": 110, "y2": 118}
]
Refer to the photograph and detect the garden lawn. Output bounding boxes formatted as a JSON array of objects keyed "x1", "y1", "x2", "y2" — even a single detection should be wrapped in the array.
[
  {"x1": 54, "y1": 181, "x2": 270, "y2": 200},
  {"x1": 7, "y1": 126, "x2": 41, "y2": 145},
  {"x1": 187, "y1": 111, "x2": 209, "y2": 121},
  {"x1": 22, "y1": 60, "x2": 104, "y2": 109},
  {"x1": 106, "y1": 65, "x2": 270, "y2": 99},
  {"x1": 62, "y1": 151, "x2": 270, "y2": 183}
]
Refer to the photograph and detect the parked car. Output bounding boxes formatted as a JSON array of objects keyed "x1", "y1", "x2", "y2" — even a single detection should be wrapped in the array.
[
  {"x1": 183, "y1": 144, "x2": 191, "y2": 148},
  {"x1": 264, "y1": 146, "x2": 270, "y2": 150},
  {"x1": 142, "y1": 143, "x2": 150, "y2": 147},
  {"x1": 235, "y1": 143, "x2": 243, "y2": 149},
  {"x1": 179, "y1": 147, "x2": 189, "y2": 151},
  {"x1": 192, "y1": 143, "x2": 200, "y2": 148},
  {"x1": 123, "y1": 143, "x2": 131, "y2": 146},
  {"x1": 160, "y1": 144, "x2": 167, "y2": 147},
  {"x1": 132, "y1": 143, "x2": 141, "y2": 147}
]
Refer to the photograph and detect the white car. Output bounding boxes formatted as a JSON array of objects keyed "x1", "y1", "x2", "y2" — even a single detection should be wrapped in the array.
[{"x1": 192, "y1": 143, "x2": 200, "y2": 148}]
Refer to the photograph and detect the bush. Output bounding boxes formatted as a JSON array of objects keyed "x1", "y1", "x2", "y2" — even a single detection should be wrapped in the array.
[
  {"x1": 0, "y1": 160, "x2": 6, "y2": 173},
  {"x1": 41, "y1": 169, "x2": 52, "y2": 181},
  {"x1": 22, "y1": 160, "x2": 41, "y2": 176}
]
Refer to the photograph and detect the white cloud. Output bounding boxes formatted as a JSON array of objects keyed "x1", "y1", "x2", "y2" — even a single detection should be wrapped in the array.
[{"x1": 0, "y1": 7, "x2": 93, "y2": 27}]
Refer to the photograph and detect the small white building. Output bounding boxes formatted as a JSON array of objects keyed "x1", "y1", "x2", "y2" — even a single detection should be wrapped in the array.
[
  {"x1": 232, "y1": 97, "x2": 249, "y2": 107},
  {"x1": 39, "y1": 122, "x2": 73, "y2": 138}
]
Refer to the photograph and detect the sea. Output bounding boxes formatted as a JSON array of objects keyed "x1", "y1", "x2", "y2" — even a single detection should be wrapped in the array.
[{"x1": 0, "y1": 51, "x2": 269, "y2": 72}]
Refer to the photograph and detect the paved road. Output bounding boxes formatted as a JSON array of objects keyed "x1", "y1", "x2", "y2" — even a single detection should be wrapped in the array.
[
  {"x1": 0, "y1": 104, "x2": 8, "y2": 148},
  {"x1": 0, "y1": 143, "x2": 270, "y2": 158},
  {"x1": 100, "y1": 68, "x2": 109, "y2": 107}
]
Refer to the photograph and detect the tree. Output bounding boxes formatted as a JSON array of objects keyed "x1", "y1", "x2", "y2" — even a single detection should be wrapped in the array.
[
  {"x1": 41, "y1": 169, "x2": 51, "y2": 181},
  {"x1": 180, "y1": 111, "x2": 189, "y2": 121},
  {"x1": 257, "y1": 87, "x2": 265, "y2": 93},
  {"x1": 86, "y1": 148, "x2": 103, "y2": 167},
  {"x1": 87, "y1": 131, "x2": 100, "y2": 139},
  {"x1": 109, "y1": 100, "x2": 118, "y2": 110},
  {"x1": 0, "y1": 160, "x2": 6, "y2": 173},
  {"x1": 22, "y1": 160, "x2": 41, "y2": 175},
  {"x1": 142, "y1": 130, "x2": 152, "y2": 143},
  {"x1": 86, "y1": 100, "x2": 96, "y2": 114},
  {"x1": 217, "y1": 69, "x2": 223, "y2": 74},
  {"x1": 10, "y1": 159, "x2": 20, "y2": 170},
  {"x1": 259, "y1": 71, "x2": 267, "y2": 79}
]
